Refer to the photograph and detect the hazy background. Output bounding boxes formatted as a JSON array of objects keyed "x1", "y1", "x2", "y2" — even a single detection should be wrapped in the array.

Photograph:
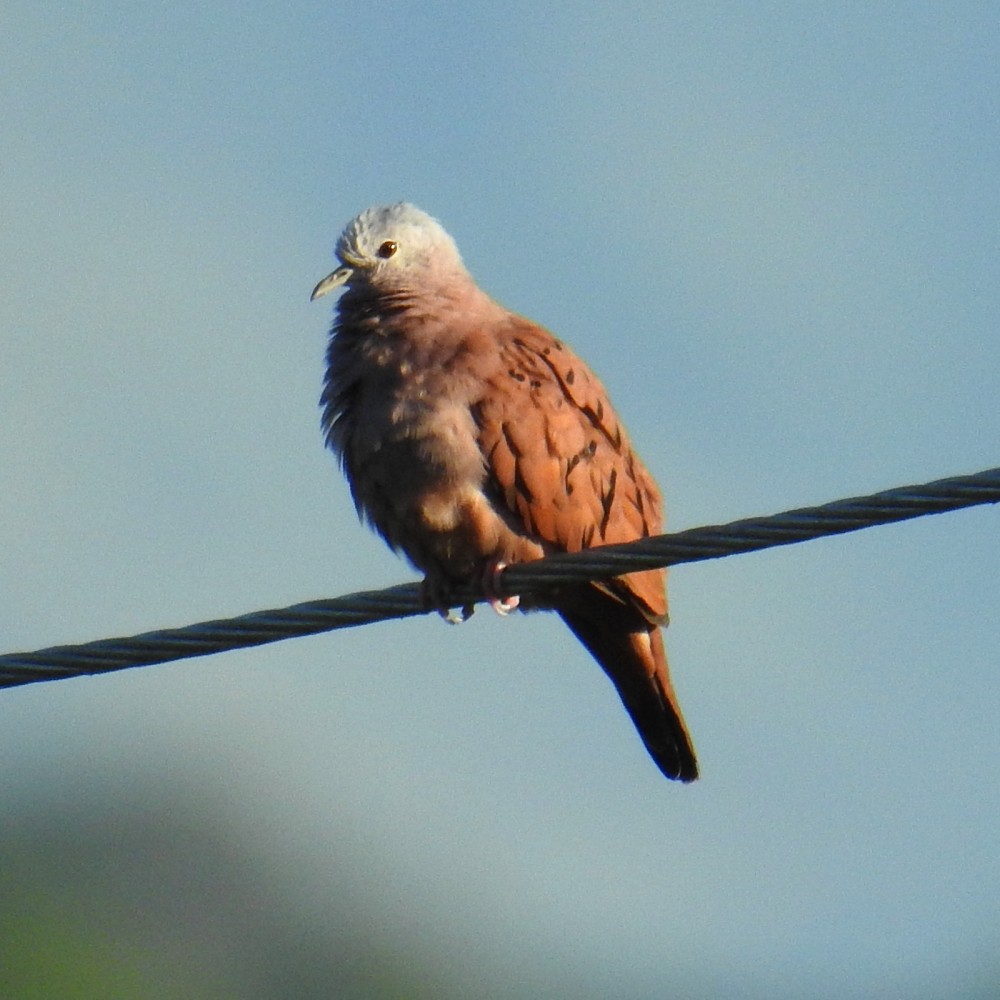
[{"x1": 3, "y1": 4, "x2": 999, "y2": 997}]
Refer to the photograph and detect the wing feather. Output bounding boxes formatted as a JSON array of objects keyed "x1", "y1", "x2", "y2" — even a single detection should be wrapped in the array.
[{"x1": 475, "y1": 318, "x2": 667, "y2": 622}]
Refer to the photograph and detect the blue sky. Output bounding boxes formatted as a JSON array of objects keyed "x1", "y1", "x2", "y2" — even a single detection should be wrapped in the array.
[{"x1": 3, "y1": 4, "x2": 1000, "y2": 997}]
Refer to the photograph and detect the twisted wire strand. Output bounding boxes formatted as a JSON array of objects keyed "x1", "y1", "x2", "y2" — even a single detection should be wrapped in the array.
[
  {"x1": 500, "y1": 466, "x2": 1000, "y2": 589},
  {"x1": 2, "y1": 466, "x2": 998, "y2": 690}
]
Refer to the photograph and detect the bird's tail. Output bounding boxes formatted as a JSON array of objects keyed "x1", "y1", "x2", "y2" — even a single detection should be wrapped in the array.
[{"x1": 559, "y1": 590, "x2": 698, "y2": 783}]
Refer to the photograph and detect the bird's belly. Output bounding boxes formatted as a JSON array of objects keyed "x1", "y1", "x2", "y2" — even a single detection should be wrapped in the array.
[
  {"x1": 361, "y1": 449, "x2": 496, "y2": 579},
  {"x1": 347, "y1": 395, "x2": 483, "y2": 570},
  {"x1": 351, "y1": 426, "x2": 543, "y2": 583}
]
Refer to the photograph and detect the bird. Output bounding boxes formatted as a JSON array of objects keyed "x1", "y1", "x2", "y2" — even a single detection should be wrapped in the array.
[{"x1": 311, "y1": 203, "x2": 698, "y2": 782}]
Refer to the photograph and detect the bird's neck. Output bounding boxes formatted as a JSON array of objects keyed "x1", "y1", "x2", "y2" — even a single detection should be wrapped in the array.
[{"x1": 339, "y1": 277, "x2": 503, "y2": 342}]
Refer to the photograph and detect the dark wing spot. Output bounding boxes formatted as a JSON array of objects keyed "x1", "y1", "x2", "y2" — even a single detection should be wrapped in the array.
[
  {"x1": 579, "y1": 399, "x2": 606, "y2": 430},
  {"x1": 631, "y1": 486, "x2": 645, "y2": 518},
  {"x1": 500, "y1": 422, "x2": 533, "y2": 504},
  {"x1": 565, "y1": 368, "x2": 575, "y2": 386},
  {"x1": 564, "y1": 453, "x2": 581, "y2": 494},
  {"x1": 514, "y1": 462, "x2": 534, "y2": 504},
  {"x1": 500, "y1": 422, "x2": 522, "y2": 457},
  {"x1": 600, "y1": 468, "x2": 618, "y2": 535}
]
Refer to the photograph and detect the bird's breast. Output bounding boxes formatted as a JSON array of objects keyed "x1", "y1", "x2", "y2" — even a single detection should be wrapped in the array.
[{"x1": 332, "y1": 341, "x2": 496, "y2": 567}]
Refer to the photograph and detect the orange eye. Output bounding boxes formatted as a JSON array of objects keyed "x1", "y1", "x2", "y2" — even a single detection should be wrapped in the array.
[{"x1": 377, "y1": 240, "x2": 397, "y2": 259}]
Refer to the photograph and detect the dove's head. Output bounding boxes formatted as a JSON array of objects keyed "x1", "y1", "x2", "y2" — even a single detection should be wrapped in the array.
[{"x1": 311, "y1": 203, "x2": 467, "y2": 301}]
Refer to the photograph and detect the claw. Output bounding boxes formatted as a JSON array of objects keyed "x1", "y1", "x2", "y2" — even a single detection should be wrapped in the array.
[
  {"x1": 422, "y1": 563, "x2": 518, "y2": 622},
  {"x1": 422, "y1": 574, "x2": 475, "y2": 624},
  {"x1": 485, "y1": 561, "x2": 520, "y2": 616},
  {"x1": 444, "y1": 605, "x2": 475, "y2": 625}
]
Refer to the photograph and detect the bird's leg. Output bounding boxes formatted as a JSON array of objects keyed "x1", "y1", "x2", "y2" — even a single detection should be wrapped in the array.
[
  {"x1": 420, "y1": 562, "x2": 519, "y2": 621},
  {"x1": 484, "y1": 560, "x2": 520, "y2": 616},
  {"x1": 421, "y1": 571, "x2": 475, "y2": 624}
]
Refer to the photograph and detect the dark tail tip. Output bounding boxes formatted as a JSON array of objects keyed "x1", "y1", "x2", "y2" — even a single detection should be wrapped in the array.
[{"x1": 558, "y1": 600, "x2": 699, "y2": 784}]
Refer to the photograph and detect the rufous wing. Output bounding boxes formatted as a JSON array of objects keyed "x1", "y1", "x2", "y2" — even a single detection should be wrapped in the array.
[{"x1": 473, "y1": 317, "x2": 698, "y2": 781}]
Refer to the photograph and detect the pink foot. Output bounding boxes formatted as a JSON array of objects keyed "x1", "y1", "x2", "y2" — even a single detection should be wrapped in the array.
[{"x1": 484, "y1": 561, "x2": 520, "y2": 616}]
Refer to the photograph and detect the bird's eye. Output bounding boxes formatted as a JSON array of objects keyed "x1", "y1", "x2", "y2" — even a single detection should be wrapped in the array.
[{"x1": 377, "y1": 240, "x2": 398, "y2": 259}]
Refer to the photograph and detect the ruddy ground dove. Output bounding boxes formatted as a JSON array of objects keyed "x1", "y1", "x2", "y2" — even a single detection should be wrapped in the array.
[{"x1": 312, "y1": 203, "x2": 698, "y2": 782}]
